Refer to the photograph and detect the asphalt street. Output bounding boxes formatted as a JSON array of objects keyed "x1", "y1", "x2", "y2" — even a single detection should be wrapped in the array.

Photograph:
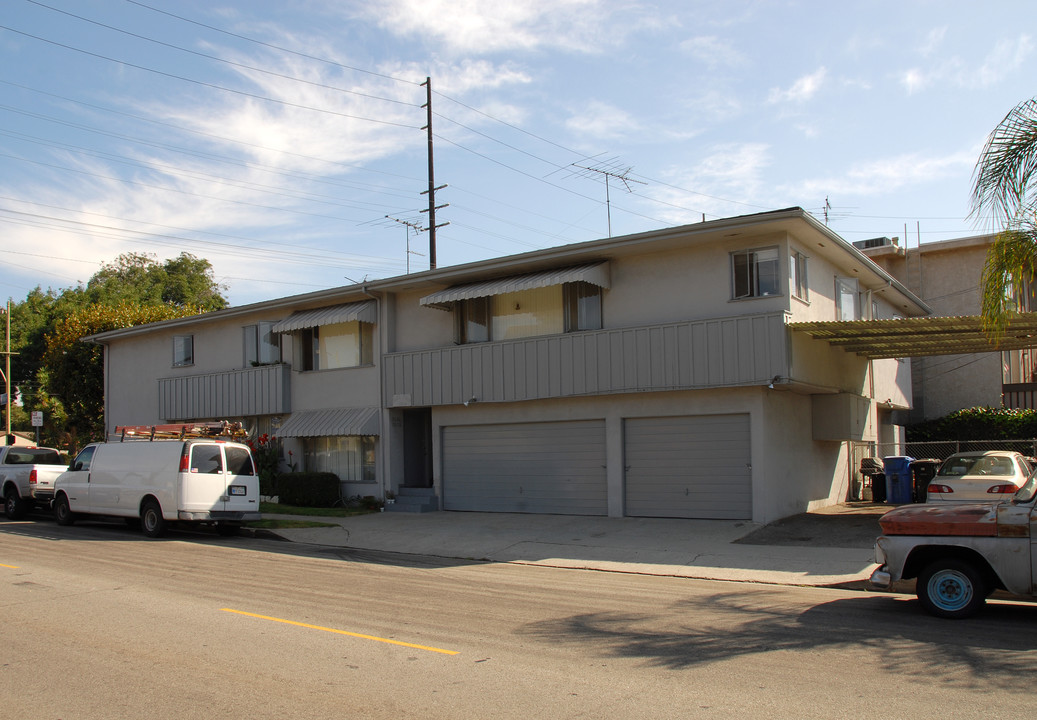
[{"x1": 4, "y1": 516, "x2": 1037, "y2": 719}]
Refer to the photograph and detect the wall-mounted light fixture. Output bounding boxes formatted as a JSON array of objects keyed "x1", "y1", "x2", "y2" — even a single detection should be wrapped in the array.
[{"x1": 463, "y1": 396, "x2": 478, "y2": 407}]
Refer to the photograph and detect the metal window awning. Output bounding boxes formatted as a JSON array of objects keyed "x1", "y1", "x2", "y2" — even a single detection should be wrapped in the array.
[
  {"x1": 271, "y1": 301, "x2": 376, "y2": 333},
  {"x1": 789, "y1": 314, "x2": 1037, "y2": 359},
  {"x1": 419, "y1": 262, "x2": 610, "y2": 309},
  {"x1": 276, "y1": 407, "x2": 380, "y2": 438}
]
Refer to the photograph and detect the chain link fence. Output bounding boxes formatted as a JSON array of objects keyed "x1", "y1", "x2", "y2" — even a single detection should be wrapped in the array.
[{"x1": 849, "y1": 439, "x2": 1037, "y2": 502}]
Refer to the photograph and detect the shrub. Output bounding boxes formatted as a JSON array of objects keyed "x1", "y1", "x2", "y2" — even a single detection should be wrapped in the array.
[
  {"x1": 906, "y1": 406, "x2": 1037, "y2": 442},
  {"x1": 275, "y1": 472, "x2": 341, "y2": 507}
]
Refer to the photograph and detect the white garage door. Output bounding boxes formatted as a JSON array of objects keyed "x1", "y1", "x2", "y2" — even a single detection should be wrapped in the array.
[
  {"x1": 625, "y1": 414, "x2": 752, "y2": 519},
  {"x1": 442, "y1": 420, "x2": 607, "y2": 515}
]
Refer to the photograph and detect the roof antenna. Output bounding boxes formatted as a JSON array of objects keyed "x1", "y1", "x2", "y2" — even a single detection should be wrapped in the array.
[{"x1": 567, "y1": 157, "x2": 646, "y2": 237}]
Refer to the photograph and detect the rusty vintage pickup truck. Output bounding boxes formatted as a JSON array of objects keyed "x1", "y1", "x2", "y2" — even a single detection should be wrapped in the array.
[{"x1": 870, "y1": 470, "x2": 1037, "y2": 619}]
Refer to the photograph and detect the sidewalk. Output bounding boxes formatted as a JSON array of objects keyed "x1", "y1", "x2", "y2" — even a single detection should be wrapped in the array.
[{"x1": 259, "y1": 502, "x2": 890, "y2": 589}]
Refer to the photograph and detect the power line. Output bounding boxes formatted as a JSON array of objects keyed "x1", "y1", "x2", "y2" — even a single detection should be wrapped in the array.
[
  {"x1": 26, "y1": 1, "x2": 422, "y2": 111},
  {"x1": 0, "y1": 202, "x2": 408, "y2": 269},
  {"x1": 0, "y1": 80, "x2": 424, "y2": 185},
  {"x1": 0, "y1": 24, "x2": 421, "y2": 129},
  {"x1": 114, "y1": 1, "x2": 769, "y2": 219},
  {"x1": 123, "y1": 0, "x2": 422, "y2": 86}
]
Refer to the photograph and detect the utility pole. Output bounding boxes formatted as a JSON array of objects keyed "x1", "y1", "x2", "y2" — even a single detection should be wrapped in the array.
[
  {"x1": 420, "y1": 78, "x2": 449, "y2": 269},
  {"x1": 1, "y1": 300, "x2": 14, "y2": 445}
]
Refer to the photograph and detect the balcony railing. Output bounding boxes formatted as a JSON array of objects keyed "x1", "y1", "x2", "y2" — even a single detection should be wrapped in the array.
[
  {"x1": 383, "y1": 312, "x2": 789, "y2": 407},
  {"x1": 159, "y1": 363, "x2": 291, "y2": 420},
  {"x1": 1003, "y1": 383, "x2": 1037, "y2": 410}
]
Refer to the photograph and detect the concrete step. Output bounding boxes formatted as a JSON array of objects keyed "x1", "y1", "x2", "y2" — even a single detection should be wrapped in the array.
[{"x1": 386, "y1": 487, "x2": 439, "y2": 513}]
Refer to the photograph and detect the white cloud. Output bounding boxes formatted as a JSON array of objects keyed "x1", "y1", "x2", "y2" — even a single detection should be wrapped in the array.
[
  {"x1": 767, "y1": 67, "x2": 827, "y2": 104},
  {"x1": 565, "y1": 100, "x2": 641, "y2": 141},
  {"x1": 354, "y1": 0, "x2": 658, "y2": 55},
  {"x1": 649, "y1": 143, "x2": 772, "y2": 224},
  {"x1": 920, "y1": 26, "x2": 948, "y2": 57},
  {"x1": 787, "y1": 149, "x2": 975, "y2": 199},
  {"x1": 900, "y1": 34, "x2": 1033, "y2": 93},
  {"x1": 680, "y1": 36, "x2": 747, "y2": 68}
]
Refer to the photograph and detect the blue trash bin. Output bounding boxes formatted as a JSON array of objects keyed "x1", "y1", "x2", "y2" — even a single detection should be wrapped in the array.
[{"x1": 883, "y1": 456, "x2": 915, "y2": 504}]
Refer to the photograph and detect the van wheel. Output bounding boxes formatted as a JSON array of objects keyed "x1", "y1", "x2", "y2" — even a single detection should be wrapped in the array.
[
  {"x1": 140, "y1": 499, "x2": 166, "y2": 538},
  {"x1": 5, "y1": 488, "x2": 30, "y2": 520},
  {"x1": 216, "y1": 522, "x2": 240, "y2": 537},
  {"x1": 54, "y1": 495, "x2": 75, "y2": 526}
]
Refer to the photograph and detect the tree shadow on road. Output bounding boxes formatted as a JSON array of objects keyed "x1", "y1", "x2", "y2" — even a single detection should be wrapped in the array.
[{"x1": 518, "y1": 589, "x2": 1037, "y2": 690}]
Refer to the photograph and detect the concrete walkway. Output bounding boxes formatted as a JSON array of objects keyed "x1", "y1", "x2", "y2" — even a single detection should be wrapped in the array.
[{"x1": 260, "y1": 502, "x2": 891, "y2": 589}]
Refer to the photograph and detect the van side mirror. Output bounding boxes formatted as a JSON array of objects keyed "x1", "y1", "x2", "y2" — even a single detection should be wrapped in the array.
[{"x1": 70, "y1": 461, "x2": 82, "y2": 471}]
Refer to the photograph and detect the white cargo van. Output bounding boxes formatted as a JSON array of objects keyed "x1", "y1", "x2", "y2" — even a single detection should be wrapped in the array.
[{"x1": 53, "y1": 437, "x2": 261, "y2": 538}]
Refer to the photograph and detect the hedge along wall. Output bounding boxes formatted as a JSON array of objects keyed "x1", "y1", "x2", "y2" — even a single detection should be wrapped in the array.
[
  {"x1": 268, "y1": 472, "x2": 341, "y2": 507},
  {"x1": 906, "y1": 407, "x2": 1037, "y2": 442}
]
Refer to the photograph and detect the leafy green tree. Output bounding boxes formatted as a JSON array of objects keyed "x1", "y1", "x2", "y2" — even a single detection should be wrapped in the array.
[
  {"x1": 4, "y1": 251, "x2": 228, "y2": 444},
  {"x1": 971, "y1": 97, "x2": 1037, "y2": 338},
  {"x1": 43, "y1": 302, "x2": 202, "y2": 441},
  {"x1": 85, "y1": 252, "x2": 227, "y2": 311}
]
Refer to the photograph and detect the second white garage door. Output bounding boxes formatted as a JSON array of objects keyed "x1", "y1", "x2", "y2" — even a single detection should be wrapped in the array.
[
  {"x1": 625, "y1": 414, "x2": 752, "y2": 519},
  {"x1": 442, "y1": 420, "x2": 607, "y2": 515}
]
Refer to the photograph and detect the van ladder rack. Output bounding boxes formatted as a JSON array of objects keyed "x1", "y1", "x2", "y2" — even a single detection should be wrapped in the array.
[{"x1": 114, "y1": 421, "x2": 247, "y2": 442}]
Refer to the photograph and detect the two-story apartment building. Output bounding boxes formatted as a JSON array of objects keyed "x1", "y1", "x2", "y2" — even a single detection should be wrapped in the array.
[{"x1": 87, "y1": 208, "x2": 929, "y2": 524}]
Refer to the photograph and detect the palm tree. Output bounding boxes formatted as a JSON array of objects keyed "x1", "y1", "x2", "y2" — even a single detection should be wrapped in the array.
[{"x1": 971, "y1": 98, "x2": 1037, "y2": 339}]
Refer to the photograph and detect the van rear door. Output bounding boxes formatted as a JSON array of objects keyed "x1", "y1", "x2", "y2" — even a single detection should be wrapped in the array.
[
  {"x1": 179, "y1": 442, "x2": 258, "y2": 515},
  {"x1": 222, "y1": 444, "x2": 259, "y2": 515}
]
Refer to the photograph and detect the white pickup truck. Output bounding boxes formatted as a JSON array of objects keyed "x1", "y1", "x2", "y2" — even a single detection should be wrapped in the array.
[
  {"x1": 1, "y1": 445, "x2": 67, "y2": 520},
  {"x1": 870, "y1": 470, "x2": 1037, "y2": 618}
]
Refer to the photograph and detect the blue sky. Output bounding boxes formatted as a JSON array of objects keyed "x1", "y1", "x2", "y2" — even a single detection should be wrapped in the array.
[{"x1": 1, "y1": 0, "x2": 1034, "y2": 306}]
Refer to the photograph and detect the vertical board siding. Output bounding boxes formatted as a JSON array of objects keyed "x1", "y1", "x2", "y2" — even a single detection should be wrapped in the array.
[
  {"x1": 158, "y1": 364, "x2": 290, "y2": 420},
  {"x1": 385, "y1": 312, "x2": 789, "y2": 407}
]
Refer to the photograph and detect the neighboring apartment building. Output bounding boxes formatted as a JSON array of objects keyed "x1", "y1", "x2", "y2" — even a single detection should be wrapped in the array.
[
  {"x1": 87, "y1": 208, "x2": 928, "y2": 524},
  {"x1": 858, "y1": 233, "x2": 1033, "y2": 421}
]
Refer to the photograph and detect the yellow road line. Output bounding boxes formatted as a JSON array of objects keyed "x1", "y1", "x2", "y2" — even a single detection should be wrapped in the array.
[
  {"x1": 221, "y1": 608, "x2": 459, "y2": 656},
  {"x1": 0, "y1": 563, "x2": 20, "y2": 569}
]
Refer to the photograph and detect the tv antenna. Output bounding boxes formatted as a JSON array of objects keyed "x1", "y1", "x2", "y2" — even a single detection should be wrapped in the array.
[
  {"x1": 568, "y1": 157, "x2": 646, "y2": 237},
  {"x1": 385, "y1": 215, "x2": 426, "y2": 273}
]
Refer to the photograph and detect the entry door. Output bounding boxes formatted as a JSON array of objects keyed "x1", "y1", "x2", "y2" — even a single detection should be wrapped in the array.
[{"x1": 402, "y1": 408, "x2": 433, "y2": 488}]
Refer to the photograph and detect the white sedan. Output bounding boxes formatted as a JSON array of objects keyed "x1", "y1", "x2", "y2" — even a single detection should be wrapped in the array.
[{"x1": 926, "y1": 450, "x2": 1033, "y2": 503}]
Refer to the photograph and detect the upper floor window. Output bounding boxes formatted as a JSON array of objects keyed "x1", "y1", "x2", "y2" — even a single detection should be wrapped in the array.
[
  {"x1": 836, "y1": 277, "x2": 860, "y2": 321},
  {"x1": 455, "y1": 282, "x2": 602, "y2": 344},
  {"x1": 295, "y1": 321, "x2": 373, "y2": 371},
  {"x1": 244, "y1": 321, "x2": 281, "y2": 366},
  {"x1": 732, "y1": 247, "x2": 780, "y2": 299},
  {"x1": 790, "y1": 250, "x2": 808, "y2": 300},
  {"x1": 173, "y1": 335, "x2": 194, "y2": 367}
]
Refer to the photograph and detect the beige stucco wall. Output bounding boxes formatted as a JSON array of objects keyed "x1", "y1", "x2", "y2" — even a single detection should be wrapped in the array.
[
  {"x1": 102, "y1": 305, "x2": 383, "y2": 433},
  {"x1": 426, "y1": 385, "x2": 856, "y2": 525}
]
